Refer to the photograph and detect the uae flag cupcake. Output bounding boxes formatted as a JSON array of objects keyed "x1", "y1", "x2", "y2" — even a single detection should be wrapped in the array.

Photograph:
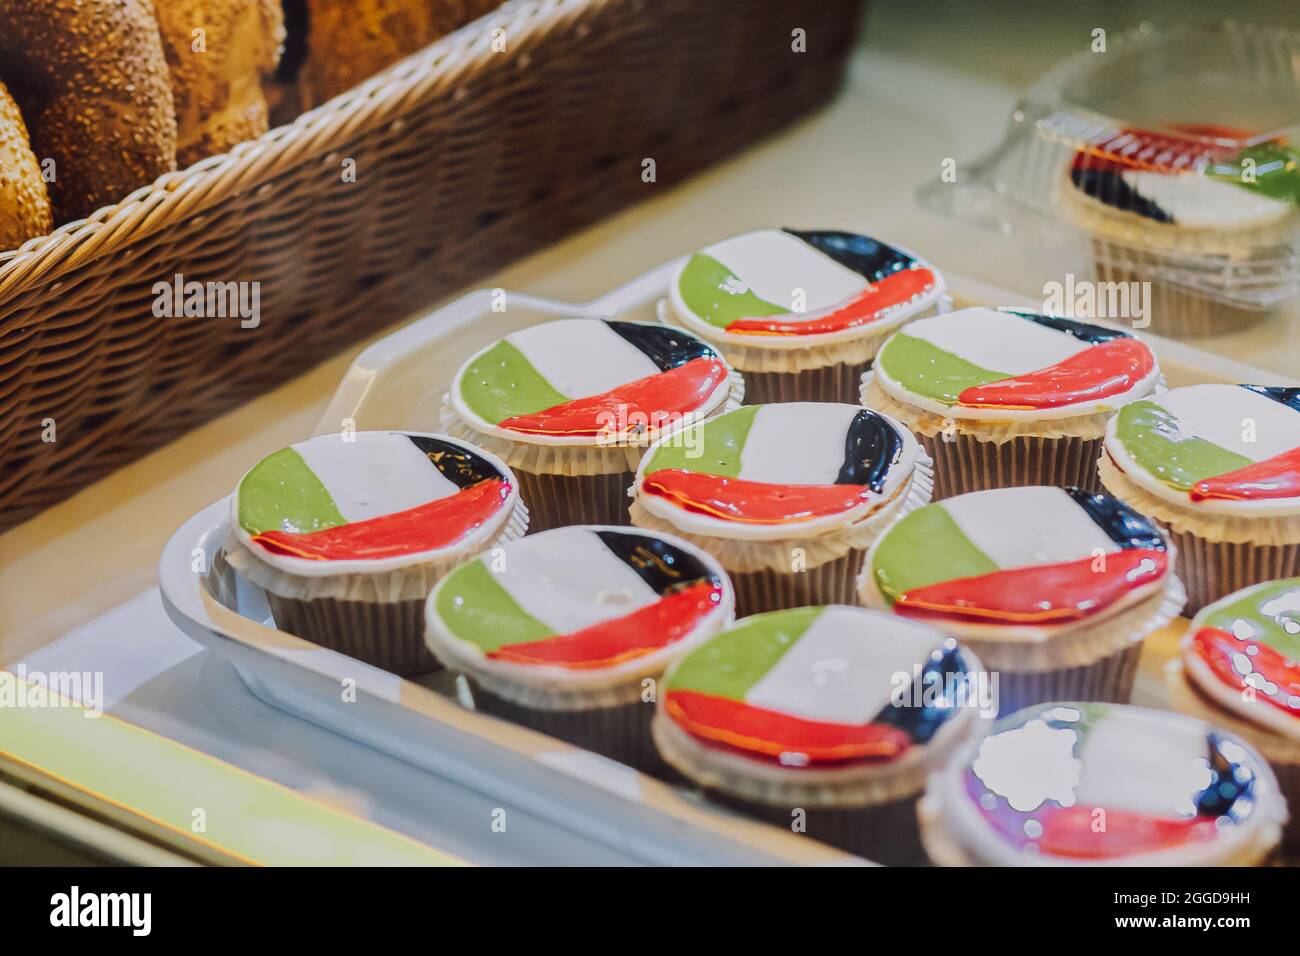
[
  {"x1": 662, "y1": 228, "x2": 945, "y2": 404},
  {"x1": 1099, "y1": 383, "x2": 1300, "y2": 613},
  {"x1": 1168, "y1": 579, "x2": 1300, "y2": 849},
  {"x1": 425, "y1": 525, "x2": 732, "y2": 771},
  {"x1": 864, "y1": 307, "x2": 1160, "y2": 499},
  {"x1": 224, "y1": 431, "x2": 527, "y2": 676},
  {"x1": 860, "y1": 486, "x2": 1185, "y2": 715},
  {"x1": 441, "y1": 318, "x2": 742, "y2": 532},
  {"x1": 651, "y1": 606, "x2": 989, "y2": 864},
  {"x1": 921, "y1": 702, "x2": 1286, "y2": 866},
  {"x1": 629, "y1": 403, "x2": 931, "y2": 617}
]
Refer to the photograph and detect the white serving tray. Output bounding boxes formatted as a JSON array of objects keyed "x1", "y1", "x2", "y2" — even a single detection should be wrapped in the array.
[{"x1": 159, "y1": 263, "x2": 1298, "y2": 866}]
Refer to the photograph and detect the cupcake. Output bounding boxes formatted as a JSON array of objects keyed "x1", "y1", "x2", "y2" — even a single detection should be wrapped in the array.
[
  {"x1": 661, "y1": 228, "x2": 945, "y2": 404},
  {"x1": 1099, "y1": 383, "x2": 1300, "y2": 613},
  {"x1": 1057, "y1": 123, "x2": 1299, "y2": 335},
  {"x1": 859, "y1": 486, "x2": 1185, "y2": 714},
  {"x1": 864, "y1": 306, "x2": 1160, "y2": 499},
  {"x1": 921, "y1": 702, "x2": 1286, "y2": 866},
  {"x1": 629, "y1": 402, "x2": 931, "y2": 617},
  {"x1": 440, "y1": 318, "x2": 743, "y2": 532},
  {"x1": 1168, "y1": 578, "x2": 1300, "y2": 849},
  {"x1": 424, "y1": 525, "x2": 732, "y2": 771},
  {"x1": 224, "y1": 431, "x2": 526, "y2": 676},
  {"x1": 651, "y1": 605, "x2": 989, "y2": 864}
]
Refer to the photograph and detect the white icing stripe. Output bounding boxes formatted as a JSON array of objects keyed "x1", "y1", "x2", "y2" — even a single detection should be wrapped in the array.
[
  {"x1": 901, "y1": 308, "x2": 1089, "y2": 376},
  {"x1": 506, "y1": 319, "x2": 659, "y2": 399},
  {"x1": 1158, "y1": 384, "x2": 1300, "y2": 464},
  {"x1": 1073, "y1": 711, "x2": 1211, "y2": 816},
  {"x1": 292, "y1": 433, "x2": 459, "y2": 523},
  {"x1": 704, "y1": 230, "x2": 866, "y2": 312},
  {"x1": 491, "y1": 528, "x2": 658, "y2": 635},
  {"x1": 940, "y1": 487, "x2": 1120, "y2": 569},
  {"x1": 736, "y1": 403, "x2": 860, "y2": 485},
  {"x1": 1122, "y1": 171, "x2": 1292, "y2": 230},
  {"x1": 742, "y1": 607, "x2": 943, "y2": 725}
]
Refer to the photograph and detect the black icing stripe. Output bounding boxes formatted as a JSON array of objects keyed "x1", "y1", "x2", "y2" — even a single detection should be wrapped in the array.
[
  {"x1": 781, "y1": 228, "x2": 917, "y2": 283},
  {"x1": 1194, "y1": 732, "x2": 1257, "y2": 820},
  {"x1": 836, "y1": 409, "x2": 904, "y2": 492},
  {"x1": 999, "y1": 309, "x2": 1131, "y2": 344},
  {"x1": 871, "y1": 640, "x2": 968, "y2": 745},
  {"x1": 605, "y1": 321, "x2": 717, "y2": 372},
  {"x1": 594, "y1": 529, "x2": 719, "y2": 596},
  {"x1": 1240, "y1": 385, "x2": 1300, "y2": 413},
  {"x1": 1065, "y1": 487, "x2": 1167, "y2": 552},
  {"x1": 404, "y1": 435, "x2": 503, "y2": 488},
  {"x1": 1069, "y1": 168, "x2": 1174, "y2": 224}
]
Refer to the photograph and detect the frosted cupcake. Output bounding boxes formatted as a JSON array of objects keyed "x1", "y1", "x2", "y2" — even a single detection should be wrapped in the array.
[
  {"x1": 652, "y1": 605, "x2": 989, "y2": 864},
  {"x1": 921, "y1": 702, "x2": 1286, "y2": 866},
  {"x1": 441, "y1": 318, "x2": 743, "y2": 532},
  {"x1": 1167, "y1": 578, "x2": 1300, "y2": 849},
  {"x1": 1099, "y1": 383, "x2": 1300, "y2": 613},
  {"x1": 425, "y1": 525, "x2": 732, "y2": 771},
  {"x1": 629, "y1": 403, "x2": 930, "y2": 617},
  {"x1": 864, "y1": 307, "x2": 1159, "y2": 499},
  {"x1": 225, "y1": 431, "x2": 527, "y2": 676},
  {"x1": 662, "y1": 228, "x2": 944, "y2": 404},
  {"x1": 860, "y1": 486, "x2": 1185, "y2": 714}
]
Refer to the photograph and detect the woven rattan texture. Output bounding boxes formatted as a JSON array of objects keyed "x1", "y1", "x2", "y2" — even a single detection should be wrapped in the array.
[{"x1": 0, "y1": 0, "x2": 862, "y2": 532}]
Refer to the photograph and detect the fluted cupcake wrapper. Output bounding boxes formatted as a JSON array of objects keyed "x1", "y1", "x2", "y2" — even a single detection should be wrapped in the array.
[
  {"x1": 1167, "y1": 530, "x2": 1300, "y2": 616},
  {"x1": 516, "y1": 469, "x2": 632, "y2": 533},
  {"x1": 990, "y1": 642, "x2": 1142, "y2": 717},
  {"x1": 739, "y1": 359, "x2": 873, "y2": 406},
  {"x1": 728, "y1": 550, "x2": 865, "y2": 618},
  {"x1": 267, "y1": 593, "x2": 439, "y2": 677},
  {"x1": 920, "y1": 432, "x2": 1104, "y2": 500}
]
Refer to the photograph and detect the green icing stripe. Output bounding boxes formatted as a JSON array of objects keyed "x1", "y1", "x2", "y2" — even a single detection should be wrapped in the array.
[
  {"x1": 1115, "y1": 400, "x2": 1253, "y2": 492},
  {"x1": 458, "y1": 339, "x2": 570, "y2": 425},
  {"x1": 1209, "y1": 142, "x2": 1300, "y2": 206},
  {"x1": 238, "y1": 447, "x2": 347, "y2": 535},
  {"x1": 665, "y1": 606, "x2": 822, "y2": 700},
  {"x1": 1201, "y1": 579, "x2": 1300, "y2": 661},
  {"x1": 870, "y1": 503, "x2": 998, "y2": 604},
  {"x1": 876, "y1": 333, "x2": 1008, "y2": 405},
  {"x1": 644, "y1": 404, "x2": 759, "y2": 476},
  {"x1": 434, "y1": 559, "x2": 554, "y2": 652},
  {"x1": 677, "y1": 252, "x2": 786, "y2": 329}
]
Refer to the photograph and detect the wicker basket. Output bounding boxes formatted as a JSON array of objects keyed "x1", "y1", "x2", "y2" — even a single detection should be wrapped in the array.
[{"x1": 0, "y1": 0, "x2": 862, "y2": 533}]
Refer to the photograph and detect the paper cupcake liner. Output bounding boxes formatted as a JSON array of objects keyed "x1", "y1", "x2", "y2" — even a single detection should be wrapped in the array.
[
  {"x1": 517, "y1": 470, "x2": 632, "y2": 533},
  {"x1": 266, "y1": 592, "x2": 439, "y2": 677},
  {"x1": 740, "y1": 359, "x2": 873, "y2": 406},
  {"x1": 1166, "y1": 662, "x2": 1300, "y2": 850},
  {"x1": 728, "y1": 551, "x2": 865, "y2": 617},
  {"x1": 436, "y1": 369, "x2": 746, "y2": 479},
  {"x1": 469, "y1": 680, "x2": 668, "y2": 775},
  {"x1": 628, "y1": 452, "x2": 933, "y2": 576},
  {"x1": 991, "y1": 642, "x2": 1142, "y2": 717},
  {"x1": 712, "y1": 788, "x2": 928, "y2": 865},
  {"x1": 920, "y1": 431, "x2": 1104, "y2": 499},
  {"x1": 1170, "y1": 532, "x2": 1300, "y2": 616}
]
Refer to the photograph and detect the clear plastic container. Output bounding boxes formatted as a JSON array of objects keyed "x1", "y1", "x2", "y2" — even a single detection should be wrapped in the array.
[{"x1": 919, "y1": 20, "x2": 1300, "y2": 338}]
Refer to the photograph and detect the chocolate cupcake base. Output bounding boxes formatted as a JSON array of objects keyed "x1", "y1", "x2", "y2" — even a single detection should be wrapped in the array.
[
  {"x1": 469, "y1": 681, "x2": 667, "y2": 775},
  {"x1": 515, "y1": 470, "x2": 631, "y2": 533},
  {"x1": 991, "y1": 642, "x2": 1142, "y2": 716},
  {"x1": 728, "y1": 550, "x2": 865, "y2": 618},
  {"x1": 920, "y1": 432, "x2": 1103, "y2": 500},
  {"x1": 267, "y1": 593, "x2": 439, "y2": 677},
  {"x1": 1167, "y1": 531, "x2": 1300, "y2": 615},
  {"x1": 740, "y1": 359, "x2": 872, "y2": 406}
]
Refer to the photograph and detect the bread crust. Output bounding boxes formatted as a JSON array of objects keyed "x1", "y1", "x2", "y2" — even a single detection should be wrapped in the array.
[{"x1": 0, "y1": 78, "x2": 52, "y2": 250}]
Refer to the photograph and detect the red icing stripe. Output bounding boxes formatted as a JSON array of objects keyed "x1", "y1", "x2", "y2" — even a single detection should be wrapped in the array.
[
  {"x1": 1191, "y1": 626, "x2": 1300, "y2": 718},
  {"x1": 1037, "y1": 805, "x2": 1219, "y2": 859},
  {"x1": 1190, "y1": 447, "x2": 1300, "y2": 503},
  {"x1": 497, "y1": 356, "x2": 728, "y2": 437},
  {"x1": 252, "y1": 478, "x2": 510, "y2": 561},
  {"x1": 663, "y1": 689, "x2": 912, "y2": 764},
  {"x1": 956, "y1": 337, "x2": 1154, "y2": 410},
  {"x1": 641, "y1": 469, "x2": 871, "y2": 524},
  {"x1": 723, "y1": 267, "x2": 935, "y2": 337},
  {"x1": 893, "y1": 548, "x2": 1167, "y2": 625},
  {"x1": 486, "y1": 581, "x2": 721, "y2": 670},
  {"x1": 1070, "y1": 125, "x2": 1252, "y2": 176}
]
